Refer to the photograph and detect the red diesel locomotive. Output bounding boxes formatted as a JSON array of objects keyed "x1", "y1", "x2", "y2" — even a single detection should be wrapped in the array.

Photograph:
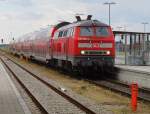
[{"x1": 10, "y1": 15, "x2": 115, "y2": 73}]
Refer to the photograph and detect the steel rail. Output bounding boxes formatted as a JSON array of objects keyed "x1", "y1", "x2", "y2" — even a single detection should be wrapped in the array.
[
  {"x1": 86, "y1": 79, "x2": 150, "y2": 102},
  {"x1": 1, "y1": 56, "x2": 96, "y2": 114}
]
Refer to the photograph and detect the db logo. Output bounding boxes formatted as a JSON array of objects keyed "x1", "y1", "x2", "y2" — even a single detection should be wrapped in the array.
[{"x1": 93, "y1": 43, "x2": 99, "y2": 48}]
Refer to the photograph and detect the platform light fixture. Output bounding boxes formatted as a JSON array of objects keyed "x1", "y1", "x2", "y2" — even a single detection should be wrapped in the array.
[
  {"x1": 75, "y1": 13, "x2": 84, "y2": 16},
  {"x1": 116, "y1": 26, "x2": 123, "y2": 31},
  {"x1": 104, "y1": 2, "x2": 116, "y2": 26}
]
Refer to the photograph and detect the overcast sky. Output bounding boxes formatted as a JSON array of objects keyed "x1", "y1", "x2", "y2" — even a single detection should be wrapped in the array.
[{"x1": 0, "y1": 0, "x2": 149, "y2": 43}]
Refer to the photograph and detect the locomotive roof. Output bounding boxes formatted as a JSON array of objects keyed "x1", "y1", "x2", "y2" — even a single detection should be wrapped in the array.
[
  {"x1": 72, "y1": 20, "x2": 108, "y2": 26},
  {"x1": 57, "y1": 20, "x2": 109, "y2": 30}
]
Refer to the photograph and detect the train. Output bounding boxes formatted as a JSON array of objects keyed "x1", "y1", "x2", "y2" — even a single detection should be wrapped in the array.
[{"x1": 10, "y1": 15, "x2": 115, "y2": 74}]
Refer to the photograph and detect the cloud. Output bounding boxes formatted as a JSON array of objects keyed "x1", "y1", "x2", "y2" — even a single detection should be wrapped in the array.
[
  {"x1": 6, "y1": 0, "x2": 33, "y2": 7},
  {"x1": 0, "y1": 0, "x2": 150, "y2": 44},
  {"x1": 17, "y1": 12, "x2": 43, "y2": 20},
  {"x1": 0, "y1": 14, "x2": 12, "y2": 20}
]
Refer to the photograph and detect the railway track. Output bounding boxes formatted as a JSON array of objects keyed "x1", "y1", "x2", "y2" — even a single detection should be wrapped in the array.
[
  {"x1": 3, "y1": 53, "x2": 150, "y2": 104},
  {"x1": 1, "y1": 51, "x2": 150, "y2": 113},
  {"x1": 1, "y1": 57, "x2": 48, "y2": 114},
  {"x1": 0, "y1": 56, "x2": 98, "y2": 114},
  {"x1": 86, "y1": 78, "x2": 150, "y2": 102}
]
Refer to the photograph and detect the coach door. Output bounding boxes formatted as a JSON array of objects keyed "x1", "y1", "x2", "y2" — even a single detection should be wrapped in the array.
[
  {"x1": 46, "y1": 38, "x2": 51, "y2": 60},
  {"x1": 62, "y1": 29, "x2": 69, "y2": 60},
  {"x1": 65, "y1": 28, "x2": 74, "y2": 60}
]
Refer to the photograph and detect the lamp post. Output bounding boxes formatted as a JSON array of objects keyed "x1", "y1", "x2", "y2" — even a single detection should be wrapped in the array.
[
  {"x1": 141, "y1": 22, "x2": 148, "y2": 62},
  {"x1": 104, "y1": 2, "x2": 116, "y2": 26},
  {"x1": 141, "y1": 22, "x2": 148, "y2": 33}
]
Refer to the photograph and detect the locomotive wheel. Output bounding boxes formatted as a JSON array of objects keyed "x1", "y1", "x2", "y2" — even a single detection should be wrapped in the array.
[
  {"x1": 65, "y1": 62, "x2": 73, "y2": 73},
  {"x1": 78, "y1": 67, "x2": 92, "y2": 78}
]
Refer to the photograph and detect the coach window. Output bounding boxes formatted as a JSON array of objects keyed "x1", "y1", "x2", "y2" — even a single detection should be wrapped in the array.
[
  {"x1": 58, "y1": 31, "x2": 63, "y2": 38},
  {"x1": 67, "y1": 28, "x2": 71, "y2": 37},
  {"x1": 54, "y1": 32, "x2": 59, "y2": 39},
  {"x1": 66, "y1": 30, "x2": 69, "y2": 37},
  {"x1": 63, "y1": 30, "x2": 68, "y2": 37},
  {"x1": 66, "y1": 29, "x2": 70, "y2": 37},
  {"x1": 70, "y1": 28, "x2": 74, "y2": 37}
]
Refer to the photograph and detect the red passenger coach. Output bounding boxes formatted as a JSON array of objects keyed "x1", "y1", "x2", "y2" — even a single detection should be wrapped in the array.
[{"x1": 10, "y1": 15, "x2": 115, "y2": 73}]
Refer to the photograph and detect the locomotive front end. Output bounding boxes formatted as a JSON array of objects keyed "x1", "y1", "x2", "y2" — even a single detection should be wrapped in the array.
[{"x1": 73, "y1": 20, "x2": 115, "y2": 70}]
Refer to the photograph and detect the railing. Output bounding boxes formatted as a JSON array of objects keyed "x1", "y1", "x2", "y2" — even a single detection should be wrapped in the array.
[{"x1": 113, "y1": 31, "x2": 150, "y2": 65}]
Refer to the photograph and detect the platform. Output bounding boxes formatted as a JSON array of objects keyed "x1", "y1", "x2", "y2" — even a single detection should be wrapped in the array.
[
  {"x1": 115, "y1": 64, "x2": 150, "y2": 89},
  {"x1": 115, "y1": 65, "x2": 150, "y2": 74},
  {"x1": 0, "y1": 61, "x2": 31, "y2": 114}
]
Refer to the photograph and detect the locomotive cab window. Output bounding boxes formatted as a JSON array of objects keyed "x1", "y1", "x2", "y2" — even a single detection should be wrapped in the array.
[
  {"x1": 96, "y1": 27, "x2": 109, "y2": 37},
  {"x1": 80, "y1": 27, "x2": 94, "y2": 36}
]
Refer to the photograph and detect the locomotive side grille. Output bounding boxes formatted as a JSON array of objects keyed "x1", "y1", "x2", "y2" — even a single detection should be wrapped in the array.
[
  {"x1": 88, "y1": 51, "x2": 106, "y2": 55},
  {"x1": 81, "y1": 50, "x2": 110, "y2": 55}
]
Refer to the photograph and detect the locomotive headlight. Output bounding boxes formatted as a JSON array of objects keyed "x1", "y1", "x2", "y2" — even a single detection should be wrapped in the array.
[
  {"x1": 106, "y1": 51, "x2": 110, "y2": 55},
  {"x1": 81, "y1": 50, "x2": 85, "y2": 55}
]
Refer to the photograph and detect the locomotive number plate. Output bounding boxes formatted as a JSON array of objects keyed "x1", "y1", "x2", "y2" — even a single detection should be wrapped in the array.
[{"x1": 92, "y1": 43, "x2": 99, "y2": 48}]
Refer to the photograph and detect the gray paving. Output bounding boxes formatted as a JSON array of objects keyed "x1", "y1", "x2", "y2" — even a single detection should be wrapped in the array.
[
  {"x1": 4, "y1": 59, "x2": 86, "y2": 114},
  {"x1": 115, "y1": 65, "x2": 150, "y2": 88},
  {"x1": 3, "y1": 57, "x2": 114, "y2": 114},
  {"x1": 0, "y1": 62, "x2": 31, "y2": 114}
]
